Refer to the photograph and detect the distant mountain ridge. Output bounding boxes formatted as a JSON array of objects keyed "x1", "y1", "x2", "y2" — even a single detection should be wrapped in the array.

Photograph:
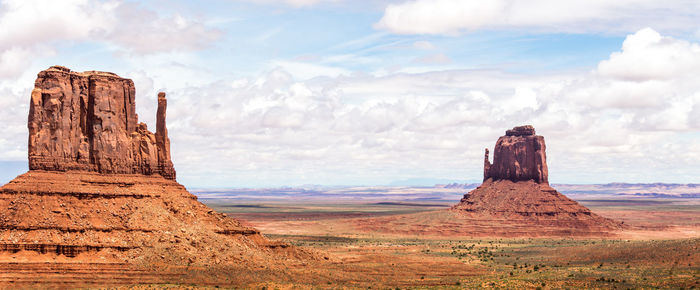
[
  {"x1": 440, "y1": 182, "x2": 700, "y2": 187},
  {"x1": 439, "y1": 182, "x2": 700, "y2": 197},
  {"x1": 435, "y1": 183, "x2": 480, "y2": 189},
  {"x1": 191, "y1": 182, "x2": 700, "y2": 200}
]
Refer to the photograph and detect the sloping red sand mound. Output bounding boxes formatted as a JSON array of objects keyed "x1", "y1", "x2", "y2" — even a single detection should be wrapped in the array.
[
  {"x1": 0, "y1": 171, "x2": 311, "y2": 267},
  {"x1": 451, "y1": 179, "x2": 622, "y2": 231}
]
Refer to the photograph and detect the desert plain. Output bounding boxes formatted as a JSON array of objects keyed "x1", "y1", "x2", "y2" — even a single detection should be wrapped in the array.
[
  {"x1": 192, "y1": 184, "x2": 700, "y2": 288},
  {"x1": 2, "y1": 178, "x2": 698, "y2": 288}
]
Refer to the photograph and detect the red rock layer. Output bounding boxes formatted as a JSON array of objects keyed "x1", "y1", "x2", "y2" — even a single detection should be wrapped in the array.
[
  {"x1": 28, "y1": 66, "x2": 176, "y2": 179},
  {"x1": 452, "y1": 179, "x2": 621, "y2": 230},
  {"x1": 0, "y1": 171, "x2": 300, "y2": 264},
  {"x1": 484, "y1": 125, "x2": 548, "y2": 183}
]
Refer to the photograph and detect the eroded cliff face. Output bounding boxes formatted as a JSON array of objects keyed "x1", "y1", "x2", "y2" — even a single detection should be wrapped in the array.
[
  {"x1": 28, "y1": 66, "x2": 176, "y2": 180},
  {"x1": 483, "y1": 125, "x2": 548, "y2": 184}
]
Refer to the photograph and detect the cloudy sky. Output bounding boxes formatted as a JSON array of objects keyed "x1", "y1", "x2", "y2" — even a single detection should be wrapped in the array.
[{"x1": 1, "y1": 0, "x2": 699, "y2": 187}]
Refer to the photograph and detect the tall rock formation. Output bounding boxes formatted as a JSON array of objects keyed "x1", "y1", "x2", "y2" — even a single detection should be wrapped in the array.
[
  {"x1": 28, "y1": 65, "x2": 175, "y2": 179},
  {"x1": 483, "y1": 125, "x2": 547, "y2": 183},
  {"x1": 0, "y1": 67, "x2": 309, "y2": 282},
  {"x1": 453, "y1": 125, "x2": 622, "y2": 234}
]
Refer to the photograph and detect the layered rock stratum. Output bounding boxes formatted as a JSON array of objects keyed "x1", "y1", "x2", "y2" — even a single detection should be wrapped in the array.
[
  {"x1": 0, "y1": 66, "x2": 309, "y2": 285},
  {"x1": 452, "y1": 125, "x2": 622, "y2": 233}
]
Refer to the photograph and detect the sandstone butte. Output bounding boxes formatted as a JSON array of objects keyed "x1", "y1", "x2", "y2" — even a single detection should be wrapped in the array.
[
  {"x1": 0, "y1": 66, "x2": 311, "y2": 284},
  {"x1": 452, "y1": 125, "x2": 624, "y2": 233},
  {"x1": 28, "y1": 66, "x2": 175, "y2": 179}
]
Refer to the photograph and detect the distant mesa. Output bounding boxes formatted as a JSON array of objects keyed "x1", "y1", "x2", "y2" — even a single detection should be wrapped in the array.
[
  {"x1": 452, "y1": 125, "x2": 623, "y2": 233},
  {"x1": 0, "y1": 66, "x2": 308, "y2": 273}
]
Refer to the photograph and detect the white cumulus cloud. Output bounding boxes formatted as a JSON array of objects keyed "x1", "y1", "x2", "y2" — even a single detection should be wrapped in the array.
[
  {"x1": 158, "y1": 28, "x2": 700, "y2": 186},
  {"x1": 0, "y1": 0, "x2": 221, "y2": 78},
  {"x1": 1, "y1": 27, "x2": 699, "y2": 186},
  {"x1": 598, "y1": 28, "x2": 700, "y2": 81}
]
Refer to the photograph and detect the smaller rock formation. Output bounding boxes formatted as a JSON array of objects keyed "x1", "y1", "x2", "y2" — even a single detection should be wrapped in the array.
[
  {"x1": 453, "y1": 125, "x2": 623, "y2": 234},
  {"x1": 155, "y1": 92, "x2": 176, "y2": 179},
  {"x1": 483, "y1": 148, "x2": 490, "y2": 181}
]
